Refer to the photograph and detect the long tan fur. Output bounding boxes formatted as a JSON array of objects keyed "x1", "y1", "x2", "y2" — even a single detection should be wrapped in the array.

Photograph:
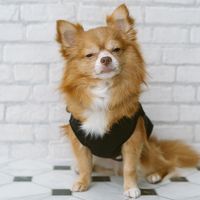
[{"x1": 56, "y1": 3, "x2": 200, "y2": 198}]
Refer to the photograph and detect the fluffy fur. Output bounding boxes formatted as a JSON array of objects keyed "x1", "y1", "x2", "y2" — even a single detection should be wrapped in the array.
[{"x1": 56, "y1": 4, "x2": 199, "y2": 199}]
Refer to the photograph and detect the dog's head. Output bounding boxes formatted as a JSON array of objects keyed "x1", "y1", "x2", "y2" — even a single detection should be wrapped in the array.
[{"x1": 57, "y1": 4, "x2": 145, "y2": 84}]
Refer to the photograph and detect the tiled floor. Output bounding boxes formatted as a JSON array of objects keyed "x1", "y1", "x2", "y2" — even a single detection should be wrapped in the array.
[{"x1": 0, "y1": 159, "x2": 200, "y2": 200}]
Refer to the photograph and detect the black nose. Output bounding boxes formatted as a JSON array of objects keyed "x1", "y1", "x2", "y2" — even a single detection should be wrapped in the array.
[{"x1": 100, "y1": 56, "x2": 112, "y2": 65}]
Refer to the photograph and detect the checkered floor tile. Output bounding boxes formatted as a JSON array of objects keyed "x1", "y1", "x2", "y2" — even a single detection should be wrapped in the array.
[{"x1": 0, "y1": 159, "x2": 200, "y2": 200}]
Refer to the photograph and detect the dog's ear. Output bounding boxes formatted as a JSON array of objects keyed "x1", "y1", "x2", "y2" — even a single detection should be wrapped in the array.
[
  {"x1": 106, "y1": 4, "x2": 136, "y2": 41},
  {"x1": 56, "y1": 20, "x2": 84, "y2": 47},
  {"x1": 107, "y1": 4, "x2": 134, "y2": 32}
]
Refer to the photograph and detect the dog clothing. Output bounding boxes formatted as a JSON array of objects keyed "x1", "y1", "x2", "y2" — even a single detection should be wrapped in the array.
[{"x1": 69, "y1": 103, "x2": 153, "y2": 161}]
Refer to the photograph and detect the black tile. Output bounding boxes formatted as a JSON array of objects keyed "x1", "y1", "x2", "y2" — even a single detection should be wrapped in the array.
[
  {"x1": 53, "y1": 165, "x2": 71, "y2": 170},
  {"x1": 170, "y1": 176, "x2": 188, "y2": 182},
  {"x1": 14, "y1": 176, "x2": 32, "y2": 182},
  {"x1": 141, "y1": 189, "x2": 157, "y2": 196},
  {"x1": 92, "y1": 176, "x2": 111, "y2": 182},
  {"x1": 52, "y1": 189, "x2": 72, "y2": 196}
]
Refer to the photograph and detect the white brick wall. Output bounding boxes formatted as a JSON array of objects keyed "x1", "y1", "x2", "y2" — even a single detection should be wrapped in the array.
[{"x1": 0, "y1": 0, "x2": 200, "y2": 160}]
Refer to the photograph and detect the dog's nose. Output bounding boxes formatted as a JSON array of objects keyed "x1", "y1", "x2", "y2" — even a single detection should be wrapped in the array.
[{"x1": 100, "y1": 56, "x2": 112, "y2": 65}]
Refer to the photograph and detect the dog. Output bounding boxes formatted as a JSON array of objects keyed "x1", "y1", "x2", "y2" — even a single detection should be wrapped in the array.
[{"x1": 56, "y1": 4, "x2": 199, "y2": 199}]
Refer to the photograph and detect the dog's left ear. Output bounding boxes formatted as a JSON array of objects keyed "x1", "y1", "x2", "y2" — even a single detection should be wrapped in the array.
[
  {"x1": 56, "y1": 20, "x2": 84, "y2": 47},
  {"x1": 106, "y1": 4, "x2": 136, "y2": 40}
]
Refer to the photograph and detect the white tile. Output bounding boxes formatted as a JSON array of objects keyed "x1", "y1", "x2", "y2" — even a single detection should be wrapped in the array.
[
  {"x1": 138, "y1": 178, "x2": 170, "y2": 190},
  {"x1": 188, "y1": 172, "x2": 200, "y2": 185},
  {"x1": 43, "y1": 159, "x2": 73, "y2": 166},
  {"x1": 74, "y1": 183, "x2": 124, "y2": 200},
  {"x1": 106, "y1": 182, "x2": 123, "y2": 193},
  {"x1": 0, "y1": 158, "x2": 10, "y2": 167},
  {"x1": 137, "y1": 196, "x2": 170, "y2": 200},
  {"x1": 0, "y1": 159, "x2": 200, "y2": 200},
  {"x1": 157, "y1": 182, "x2": 200, "y2": 200},
  {"x1": 1, "y1": 159, "x2": 53, "y2": 176},
  {"x1": 7, "y1": 159, "x2": 52, "y2": 170},
  {"x1": 14, "y1": 194, "x2": 49, "y2": 200},
  {"x1": 111, "y1": 176, "x2": 169, "y2": 190},
  {"x1": 0, "y1": 168, "x2": 50, "y2": 176},
  {"x1": 33, "y1": 171, "x2": 75, "y2": 189},
  {"x1": 110, "y1": 176, "x2": 123, "y2": 186},
  {"x1": 182, "y1": 197, "x2": 200, "y2": 200},
  {"x1": 174, "y1": 168, "x2": 199, "y2": 177},
  {"x1": 0, "y1": 182, "x2": 50, "y2": 199},
  {"x1": 43, "y1": 197, "x2": 81, "y2": 200},
  {"x1": 0, "y1": 172, "x2": 13, "y2": 185}
]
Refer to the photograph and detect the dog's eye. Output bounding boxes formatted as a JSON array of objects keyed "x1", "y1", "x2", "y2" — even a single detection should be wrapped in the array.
[
  {"x1": 112, "y1": 48, "x2": 121, "y2": 53},
  {"x1": 85, "y1": 53, "x2": 94, "y2": 58}
]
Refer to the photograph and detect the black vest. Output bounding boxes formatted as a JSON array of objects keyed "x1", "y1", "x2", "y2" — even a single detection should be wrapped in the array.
[{"x1": 69, "y1": 103, "x2": 153, "y2": 160}]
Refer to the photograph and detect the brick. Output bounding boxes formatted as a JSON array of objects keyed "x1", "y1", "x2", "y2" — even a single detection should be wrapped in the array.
[
  {"x1": 0, "y1": 104, "x2": 4, "y2": 121},
  {"x1": 7, "y1": 0, "x2": 58, "y2": 2},
  {"x1": 128, "y1": 6, "x2": 144, "y2": 24},
  {"x1": 143, "y1": 104, "x2": 178, "y2": 122},
  {"x1": 191, "y1": 27, "x2": 200, "y2": 43},
  {"x1": 180, "y1": 105, "x2": 200, "y2": 122},
  {"x1": 11, "y1": 143, "x2": 48, "y2": 159},
  {"x1": 34, "y1": 124, "x2": 61, "y2": 141},
  {"x1": 153, "y1": 0, "x2": 195, "y2": 5},
  {"x1": 49, "y1": 63, "x2": 64, "y2": 83},
  {"x1": 0, "y1": 85, "x2": 30, "y2": 102},
  {"x1": 0, "y1": 124, "x2": 33, "y2": 141},
  {"x1": 141, "y1": 86, "x2": 172, "y2": 102},
  {"x1": 163, "y1": 48, "x2": 200, "y2": 64},
  {"x1": 77, "y1": 5, "x2": 112, "y2": 23},
  {"x1": 0, "y1": 24, "x2": 23, "y2": 41},
  {"x1": 78, "y1": 5, "x2": 143, "y2": 24},
  {"x1": 154, "y1": 125, "x2": 193, "y2": 141},
  {"x1": 21, "y1": 5, "x2": 45, "y2": 21},
  {"x1": 21, "y1": 4, "x2": 75, "y2": 21},
  {"x1": 6, "y1": 104, "x2": 48, "y2": 123},
  {"x1": 195, "y1": 125, "x2": 200, "y2": 142},
  {"x1": 0, "y1": 145, "x2": 9, "y2": 158},
  {"x1": 26, "y1": 23, "x2": 56, "y2": 41},
  {"x1": 147, "y1": 66, "x2": 175, "y2": 83},
  {"x1": 49, "y1": 104, "x2": 70, "y2": 122},
  {"x1": 0, "y1": 45, "x2": 2, "y2": 61},
  {"x1": 0, "y1": 0, "x2": 199, "y2": 159},
  {"x1": 48, "y1": 141, "x2": 73, "y2": 160},
  {"x1": 14, "y1": 64, "x2": 47, "y2": 83},
  {"x1": 197, "y1": 87, "x2": 200, "y2": 101},
  {"x1": 177, "y1": 66, "x2": 200, "y2": 83},
  {"x1": 3, "y1": 44, "x2": 60, "y2": 63},
  {"x1": 32, "y1": 85, "x2": 60, "y2": 102},
  {"x1": 82, "y1": 0, "x2": 151, "y2": 3},
  {"x1": 152, "y1": 27, "x2": 188, "y2": 43},
  {"x1": 0, "y1": 65, "x2": 13, "y2": 83},
  {"x1": 0, "y1": 5, "x2": 18, "y2": 21},
  {"x1": 141, "y1": 45, "x2": 162, "y2": 64},
  {"x1": 137, "y1": 27, "x2": 152, "y2": 43},
  {"x1": 145, "y1": 7, "x2": 200, "y2": 24},
  {"x1": 173, "y1": 86, "x2": 195, "y2": 102}
]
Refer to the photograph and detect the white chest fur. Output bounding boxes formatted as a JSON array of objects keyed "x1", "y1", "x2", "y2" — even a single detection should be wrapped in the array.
[{"x1": 81, "y1": 82, "x2": 111, "y2": 137}]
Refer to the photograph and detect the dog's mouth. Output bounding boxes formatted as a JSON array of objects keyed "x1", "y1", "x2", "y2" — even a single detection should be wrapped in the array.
[
  {"x1": 94, "y1": 66, "x2": 120, "y2": 79},
  {"x1": 98, "y1": 65, "x2": 116, "y2": 74}
]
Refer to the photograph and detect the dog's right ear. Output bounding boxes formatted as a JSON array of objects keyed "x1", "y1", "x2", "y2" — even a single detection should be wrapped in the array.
[
  {"x1": 106, "y1": 4, "x2": 134, "y2": 33},
  {"x1": 56, "y1": 20, "x2": 84, "y2": 47},
  {"x1": 106, "y1": 4, "x2": 136, "y2": 42}
]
